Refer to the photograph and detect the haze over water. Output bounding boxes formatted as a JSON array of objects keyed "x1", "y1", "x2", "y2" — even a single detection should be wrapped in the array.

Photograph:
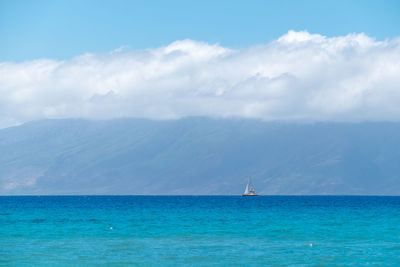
[{"x1": 2, "y1": 196, "x2": 400, "y2": 266}]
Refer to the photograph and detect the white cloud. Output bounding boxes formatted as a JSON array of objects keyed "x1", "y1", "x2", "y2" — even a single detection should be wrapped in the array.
[{"x1": 1, "y1": 31, "x2": 400, "y2": 127}]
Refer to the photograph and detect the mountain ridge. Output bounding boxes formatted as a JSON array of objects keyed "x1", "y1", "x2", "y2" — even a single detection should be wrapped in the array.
[{"x1": 1, "y1": 118, "x2": 399, "y2": 195}]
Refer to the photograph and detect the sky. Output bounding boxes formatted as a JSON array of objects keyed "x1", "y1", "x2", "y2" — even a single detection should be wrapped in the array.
[
  {"x1": 0, "y1": 0, "x2": 400, "y2": 127},
  {"x1": 1, "y1": 0, "x2": 400, "y2": 61}
]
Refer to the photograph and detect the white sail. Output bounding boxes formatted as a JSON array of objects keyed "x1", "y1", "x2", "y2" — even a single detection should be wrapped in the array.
[{"x1": 244, "y1": 184, "x2": 249, "y2": 194}]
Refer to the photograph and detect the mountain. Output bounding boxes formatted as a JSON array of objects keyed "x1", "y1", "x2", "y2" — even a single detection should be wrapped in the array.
[{"x1": 0, "y1": 118, "x2": 400, "y2": 195}]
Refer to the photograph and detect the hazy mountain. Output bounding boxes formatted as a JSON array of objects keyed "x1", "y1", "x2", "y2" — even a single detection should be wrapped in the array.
[{"x1": 0, "y1": 118, "x2": 399, "y2": 195}]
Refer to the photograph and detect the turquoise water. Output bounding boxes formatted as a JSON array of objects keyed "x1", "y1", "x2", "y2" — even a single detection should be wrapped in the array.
[{"x1": 1, "y1": 196, "x2": 400, "y2": 266}]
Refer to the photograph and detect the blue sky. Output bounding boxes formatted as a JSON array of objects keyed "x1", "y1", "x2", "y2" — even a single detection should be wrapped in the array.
[{"x1": 1, "y1": 0, "x2": 399, "y2": 61}]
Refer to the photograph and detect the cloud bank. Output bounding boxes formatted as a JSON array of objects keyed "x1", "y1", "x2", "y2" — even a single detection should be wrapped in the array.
[{"x1": 1, "y1": 31, "x2": 400, "y2": 128}]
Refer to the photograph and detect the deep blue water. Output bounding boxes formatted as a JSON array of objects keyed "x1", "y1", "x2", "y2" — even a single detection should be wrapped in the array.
[{"x1": 1, "y1": 196, "x2": 400, "y2": 266}]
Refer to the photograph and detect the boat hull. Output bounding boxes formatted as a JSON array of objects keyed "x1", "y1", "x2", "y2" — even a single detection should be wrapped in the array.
[{"x1": 242, "y1": 194, "x2": 258, "y2": 196}]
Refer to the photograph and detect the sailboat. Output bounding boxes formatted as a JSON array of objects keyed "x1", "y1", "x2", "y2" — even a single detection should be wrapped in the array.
[{"x1": 242, "y1": 178, "x2": 258, "y2": 196}]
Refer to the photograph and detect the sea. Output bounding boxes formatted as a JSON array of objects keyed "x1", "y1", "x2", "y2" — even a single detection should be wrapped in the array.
[{"x1": 1, "y1": 196, "x2": 400, "y2": 266}]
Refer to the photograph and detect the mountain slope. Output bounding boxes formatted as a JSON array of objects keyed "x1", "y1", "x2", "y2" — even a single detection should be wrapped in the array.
[{"x1": 1, "y1": 118, "x2": 400, "y2": 195}]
